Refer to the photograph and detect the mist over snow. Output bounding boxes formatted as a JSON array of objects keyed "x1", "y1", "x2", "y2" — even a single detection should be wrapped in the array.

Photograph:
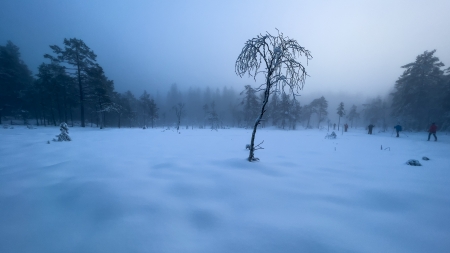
[{"x1": 1, "y1": 0, "x2": 449, "y2": 96}]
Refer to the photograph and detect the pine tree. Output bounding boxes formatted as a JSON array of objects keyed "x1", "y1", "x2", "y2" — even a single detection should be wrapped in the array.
[
  {"x1": 45, "y1": 38, "x2": 98, "y2": 127},
  {"x1": 391, "y1": 50, "x2": 445, "y2": 130},
  {"x1": 442, "y1": 68, "x2": 450, "y2": 129},
  {"x1": 205, "y1": 101, "x2": 220, "y2": 130},
  {"x1": 302, "y1": 104, "x2": 314, "y2": 129},
  {"x1": 0, "y1": 41, "x2": 33, "y2": 124},
  {"x1": 54, "y1": 122, "x2": 71, "y2": 141},
  {"x1": 240, "y1": 85, "x2": 260, "y2": 128},
  {"x1": 310, "y1": 96, "x2": 328, "y2": 128},
  {"x1": 123, "y1": 91, "x2": 138, "y2": 127},
  {"x1": 279, "y1": 92, "x2": 291, "y2": 129},
  {"x1": 290, "y1": 98, "x2": 302, "y2": 130},
  {"x1": 336, "y1": 102, "x2": 345, "y2": 130},
  {"x1": 35, "y1": 62, "x2": 76, "y2": 126},
  {"x1": 268, "y1": 92, "x2": 280, "y2": 126},
  {"x1": 85, "y1": 65, "x2": 114, "y2": 128}
]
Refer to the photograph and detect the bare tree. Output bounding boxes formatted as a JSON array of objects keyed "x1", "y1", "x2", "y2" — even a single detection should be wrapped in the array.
[
  {"x1": 235, "y1": 30, "x2": 312, "y2": 161},
  {"x1": 173, "y1": 103, "x2": 185, "y2": 132}
]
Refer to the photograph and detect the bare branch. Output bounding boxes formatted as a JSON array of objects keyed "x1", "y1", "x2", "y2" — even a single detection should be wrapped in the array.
[{"x1": 253, "y1": 140, "x2": 264, "y2": 150}]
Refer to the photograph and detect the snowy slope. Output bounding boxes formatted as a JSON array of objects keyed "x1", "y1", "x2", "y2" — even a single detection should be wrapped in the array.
[{"x1": 1, "y1": 126, "x2": 449, "y2": 253}]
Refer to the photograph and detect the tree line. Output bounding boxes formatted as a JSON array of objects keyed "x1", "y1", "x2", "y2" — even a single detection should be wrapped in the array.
[{"x1": 1, "y1": 39, "x2": 449, "y2": 131}]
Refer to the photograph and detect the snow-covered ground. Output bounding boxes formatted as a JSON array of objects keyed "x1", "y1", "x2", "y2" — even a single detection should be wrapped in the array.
[{"x1": 1, "y1": 126, "x2": 449, "y2": 253}]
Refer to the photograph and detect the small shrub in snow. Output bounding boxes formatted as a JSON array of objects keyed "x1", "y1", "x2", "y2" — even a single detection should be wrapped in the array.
[
  {"x1": 422, "y1": 157, "x2": 430, "y2": 161},
  {"x1": 325, "y1": 132, "x2": 337, "y2": 139},
  {"x1": 406, "y1": 159, "x2": 421, "y2": 166},
  {"x1": 53, "y1": 123, "x2": 71, "y2": 142}
]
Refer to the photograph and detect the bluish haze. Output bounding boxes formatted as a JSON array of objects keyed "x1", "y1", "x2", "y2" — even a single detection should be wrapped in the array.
[{"x1": 1, "y1": 0, "x2": 449, "y2": 96}]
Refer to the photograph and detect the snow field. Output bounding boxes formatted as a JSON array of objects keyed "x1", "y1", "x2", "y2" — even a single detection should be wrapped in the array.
[{"x1": 0, "y1": 126, "x2": 449, "y2": 253}]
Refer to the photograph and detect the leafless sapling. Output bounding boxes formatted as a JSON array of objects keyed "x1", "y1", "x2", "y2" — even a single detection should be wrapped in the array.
[
  {"x1": 173, "y1": 103, "x2": 185, "y2": 132},
  {"x1": 235, "y1": 30, "x2": 312, "y2": 161}
]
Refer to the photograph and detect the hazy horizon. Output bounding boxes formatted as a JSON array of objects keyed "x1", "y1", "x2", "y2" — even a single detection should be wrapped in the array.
[{"x1": 1, "y1": 0, "x2": 449, "y2": 98}]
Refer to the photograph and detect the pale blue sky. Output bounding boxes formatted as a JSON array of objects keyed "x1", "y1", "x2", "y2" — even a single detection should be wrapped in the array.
[{"x1": 1, "y1": 0, "x2": 449, "y2": 97}]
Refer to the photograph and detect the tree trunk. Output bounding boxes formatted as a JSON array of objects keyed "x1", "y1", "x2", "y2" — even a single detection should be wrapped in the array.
[
  {"x1": 51, "y1": 108, "x2": 56, "y2": 126},
  {"x1": 317, "y1": 112, "x2": 321, "y2": 128},
  {"x1": 70, "y1": 109, "x2": 74, "y2": 127},
  {"x1": 98, "y1": 112, "x2": 102, "y2": 128},
  {"x1": 75, "y1": 47, "x2": 85, "y2": 127},
  {"x1": 34, "y1": 107, "x2": 39, "y2": 126},
  {"x1": 56, "y1": 95, "x2": 62, "y2": 124},
  {"x1": 338, "y1": 116, "x2": 341, "y2": 130},
  {"x1": 248, "y1": 83, "x2": 270, "y2": 161},
  {"x1": 63, "y1": 91, "x2": 68, "y2": 123}
]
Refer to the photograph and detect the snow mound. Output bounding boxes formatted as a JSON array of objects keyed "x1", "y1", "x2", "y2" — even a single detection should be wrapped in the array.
[{"x1": 406, "y1": 159, "x2": 422, "y2": 166}]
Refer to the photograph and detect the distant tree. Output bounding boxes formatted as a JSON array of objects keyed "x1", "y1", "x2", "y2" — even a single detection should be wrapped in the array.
[
  {"x1": 302, "y1": 104, "x2": 315, "y2": 129},
  {"x1": 45, "y1": 38, "x2": 98, "y2": 127},
  {"x1": 186, "y1": 87, "x2": 203, "y2": 127},
  {"x1": 85, "y1": 65, "x2": 114, "y2": 129},
  {"x1": 235, "y1": 30, "x2": 312, "y2": 161},
  {"x1": 278, "y1": 92, "x2": 291, "y2": 129},
  {"x1": 311, "y1": 96, "x2": 328, "y2": 128},
  {"x1": 442, "y1": 68, "x2": 450, "y2": 130},
  {"x1": 346, "y1": 104, "x2": 360, "y2": 128},
  {"x1": 140, "y1": 90, "x2": 151, "y2": 127},
  {"x1": 391, "y1": 50, "x2": 445, "y2": 130},
  {"x1": 0, "y1": 41, "x2": 33, "y2": 124},
  {"x1": 147, "y1": 99, "x2": 159, "y2": 128},
  {"x1": 122, "y1": 91, "x2": 138, "y2": 127},
  {"x1": 230, "y1": 103, "x2": 243, "y2": 128},
  {"x1": 268, "y1": 92, "x2": 280, "y2": 126},
  {"x1": 240, "y1": 85, "x2": 260, "y2": 128},
  {"x1": 34, "y1": 62, "x2": 76, "y2": 126},
  {"x1": 173, "y1": 103, "x2": 185, "y2": 132},
  {"x1": 139, "y1": 91, "x2": 159, "y2": 128},
  {"x1": 290, "y1": 97, "x2": 302, "y2": 130},
  {"x1": 110, "y1": 92, "x2": 125, "y2": 128},
  {"x1": 363, "y1": 97, "x2": 389, "y2": 130},
  {"x1": 336, "y1": 102, "x2": 345, "y2": 130},
  {"x1": 204, "y1": 101, "x2": 220, "y2": 130}
]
